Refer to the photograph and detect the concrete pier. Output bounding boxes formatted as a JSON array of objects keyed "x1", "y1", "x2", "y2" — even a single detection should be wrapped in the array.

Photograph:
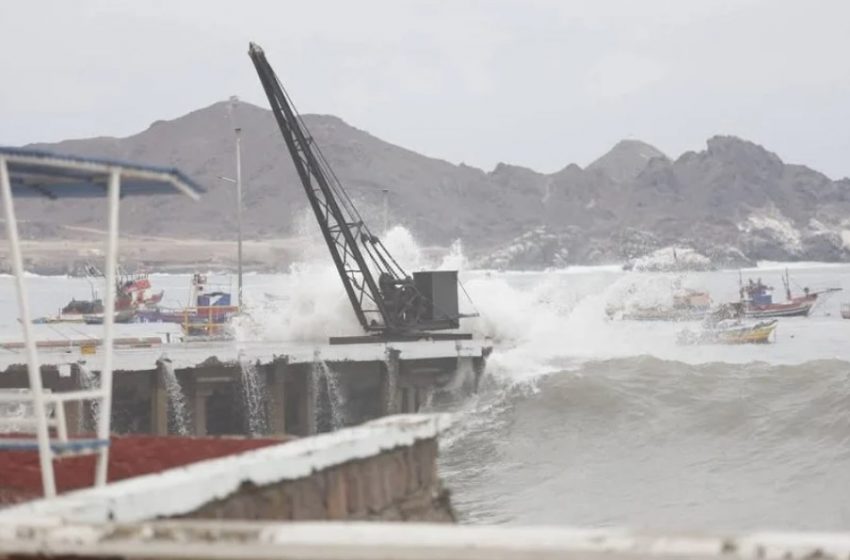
[
  {"x1": 2, "y1": 520, "x2": 849, "y2": 560},
  {"x1": 381, "y1": 348, "x2": 401, "y2": 416},
  {"x1": 0, "y1": 414, "x2": 454, "y2": 522},
  {"x1": 0, "y1": 338, "x2": 490, "y2": 437}
]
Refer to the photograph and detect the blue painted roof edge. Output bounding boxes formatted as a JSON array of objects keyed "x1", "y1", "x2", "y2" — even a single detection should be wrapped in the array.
[{"x1": 0, "y1": 146, "x2": 206, "y2": 195}]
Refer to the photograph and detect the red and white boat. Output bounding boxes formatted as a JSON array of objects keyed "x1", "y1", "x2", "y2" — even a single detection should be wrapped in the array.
[
  {"x1": 35, "y1": 270, "x2": 164, "y2": 324},
  {"x1": 740, "y1": 270, "x2": 839, "y2": 319},
  {"x1": 115, "y1": 274, "x2": 163, "y2": 311}
]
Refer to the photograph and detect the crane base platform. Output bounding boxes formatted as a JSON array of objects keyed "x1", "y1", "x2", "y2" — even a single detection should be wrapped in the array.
[{"x1": 328, "y1": 333, "x2": 473, "y2": 345}]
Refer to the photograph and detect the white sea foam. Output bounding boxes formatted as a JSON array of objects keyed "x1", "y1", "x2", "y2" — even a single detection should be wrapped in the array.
[{"x1": 1, "y1": 228, "x2": 850, "y2": 381}]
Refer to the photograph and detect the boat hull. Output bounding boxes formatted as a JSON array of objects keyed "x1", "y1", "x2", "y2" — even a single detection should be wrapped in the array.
[
  {"x1": 678, "y1": 320, "x2": 778, "y2": 345},
  {"x1": 743, "y1": 297, "x2": 815, "y2": 319},
  {"x1": 82, "y1": 310, "x2": 137, "y2": 325},
  {"x1": 621, "y1": 308, "x2": 708, "y2": 321},
  {"x1": 136, "y1": 305, "x2": 239, "y2": 336}
]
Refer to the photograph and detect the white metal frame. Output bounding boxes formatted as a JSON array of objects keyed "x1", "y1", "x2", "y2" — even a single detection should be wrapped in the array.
[
  {"x1": 0, "y1": 156, "x2": 59, "y2": 495},
  {"x1": 0, "y1": 152, "x2": 200, "y2": 498},
  {"x1": 3, "y1": 151, "x2": 200, "y2": 199}
]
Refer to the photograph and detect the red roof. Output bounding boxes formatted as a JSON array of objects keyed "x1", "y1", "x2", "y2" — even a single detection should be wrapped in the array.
[{"x1": 0, "y1": 435, "x2": 289, "y2": 505}]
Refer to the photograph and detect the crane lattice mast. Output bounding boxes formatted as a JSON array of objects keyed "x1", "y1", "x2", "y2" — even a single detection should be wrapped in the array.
[{"x1": 248, "y1": 42, "x2": 462, "y2": 335}]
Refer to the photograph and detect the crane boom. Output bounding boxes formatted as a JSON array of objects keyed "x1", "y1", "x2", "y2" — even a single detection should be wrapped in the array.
[{"x1": 248, "y1": 42, "x2": 461, "y2": 335}]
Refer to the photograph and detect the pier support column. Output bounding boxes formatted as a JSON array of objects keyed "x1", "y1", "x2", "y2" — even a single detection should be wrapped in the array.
[
  {"x1": 294, "y1": 366, "x2": 316, "y2": 436},
  {"x1": 150, "y1": 367, "x2": 169, "y2": 436},
  {"x1": 381, "y1": 348, "x2": 401, "y2": 416},
  {"x1": 192, "y1": 386, "x2": 211, "y2": 436},
  {"x1": 401, "y1": 387, "x2": 417, "y2": 414},
  {"x1": 456, "y1": 356, "x2": 477, "y2": 394},
  {"x1": 267, "y1": 359, "x2": 288, "y2": 435},
  {"x1": 63, "y1": 401, "x2": 83, "y2": 436}
]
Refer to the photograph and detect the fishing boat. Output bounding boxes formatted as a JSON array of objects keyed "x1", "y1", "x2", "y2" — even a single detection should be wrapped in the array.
[
  {"x1": 54, "y1": 298, "x2": 104, "y2": 322},
  {"x1": 45, "y1": 265, "x2": 104, "y2": 322},
  {"x1": 136, "y1": 274, "x2": 239, "y2": 336},
  {"x1": 841, "y1": 303, "x2": 850, "y2": 319},
  {"x1": 611, "y1": 289, "x2": 711, "y2": 321},
  {"x1": 82, "y1": 309, "x2": 138, "y2": 325},
  {"x1": 116, "y1": 273, "x2": 163, "y2": 311},
  {"x1": 677, "y1": 302, "x2": 778, "y2": 345},
  {"x1": 34, "y1": 267, "x2": 163, "y2": 324},
  {"x1": 678, "y1": 319, "x2": 777, "y2": 345},
  {"x1": 739, "y1": 270, "x2": 839, "y2": 319}
]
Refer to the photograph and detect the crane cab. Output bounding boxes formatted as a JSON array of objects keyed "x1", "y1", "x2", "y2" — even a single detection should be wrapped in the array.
[{"x1": 413, "y1": 270, "x2": 460, "y2": 329}]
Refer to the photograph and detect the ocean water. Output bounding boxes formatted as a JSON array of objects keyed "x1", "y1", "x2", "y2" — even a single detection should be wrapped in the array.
[
  {"x1": 436, "y1": 263, "x2": 850, "y2": 532},
  {"x1": 2, "y1": 229, "x2": 850, "y2": 531}
]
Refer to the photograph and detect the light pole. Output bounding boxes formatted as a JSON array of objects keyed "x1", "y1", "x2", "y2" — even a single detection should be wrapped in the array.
[
  {"x1": 220, "y1": 96, "x2": 244, "y2": 311},
  {"x1": 218, "y1": 173, "x2": 243, "y2": 310},
  {"x1": 219, "y1": 96, "x2": 245, "y2": 311},
  {"x1": 234, "y1": 126, "x2": 243, "y2": 310},
  {"x1": 218, "y1": 174, "x2": 243, "y2": 308},
  {"x1": 217, "y1": 136, "x2": 243, "y2": 313}
]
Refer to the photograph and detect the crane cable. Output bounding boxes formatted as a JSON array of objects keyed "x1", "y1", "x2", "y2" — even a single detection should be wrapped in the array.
[{"x1": 278, "y1": 78, "x2": 414, "y2": 281}]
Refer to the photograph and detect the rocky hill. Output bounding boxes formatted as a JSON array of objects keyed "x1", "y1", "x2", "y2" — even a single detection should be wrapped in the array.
[
  {"x1": 586, "y1": 139, "x2": 669, "y2": 184},
  {"x1": 12, "y1": 101, "x2": 850, "y2": 269}
]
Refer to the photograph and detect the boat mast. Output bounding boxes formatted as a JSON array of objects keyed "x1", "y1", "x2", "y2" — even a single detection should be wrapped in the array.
[{"x1": 783, "y1": 268, "x2": 791, "y2": 301}]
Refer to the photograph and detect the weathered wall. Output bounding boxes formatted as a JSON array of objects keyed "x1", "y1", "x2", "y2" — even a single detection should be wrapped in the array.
[
  {"x1": 181, "y1": 439, "x2": 454, "y2": 523},
  {"x1": 1, "y1": 350, "x2": 488, "y2": 439},
  {"x1": 0, "y1": 415, "x2": 453, "y2": 524}
]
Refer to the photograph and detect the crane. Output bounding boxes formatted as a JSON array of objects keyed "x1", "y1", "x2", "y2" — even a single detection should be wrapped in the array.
[{"x1": 248, "y1": 43, "x2": 470, "y2": 340}]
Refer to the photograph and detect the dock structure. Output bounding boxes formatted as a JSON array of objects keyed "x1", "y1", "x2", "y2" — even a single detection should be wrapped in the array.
[
  {"x1": 0, "y1": 414, "x2": 454, "y2": 521},
  {"x1": 2, "y1": 520, "x2": 849, "y2": 560},
  {"x1": 0, "y1": 338, "x2": 490, "y2": 438}
]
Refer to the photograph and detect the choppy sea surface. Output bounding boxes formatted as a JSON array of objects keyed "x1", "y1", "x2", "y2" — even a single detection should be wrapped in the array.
[
  {"x1": 436, "y1": 262, "x2": 850, "y2": 531},
  {"x1": 2, "y1": 231, "x2": 849, "y2": 531}
]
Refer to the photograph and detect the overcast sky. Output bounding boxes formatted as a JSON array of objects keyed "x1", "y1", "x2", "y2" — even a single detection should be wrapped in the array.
[{"x1": 2, "y1": 0, "x2": 849, "y2": 178}]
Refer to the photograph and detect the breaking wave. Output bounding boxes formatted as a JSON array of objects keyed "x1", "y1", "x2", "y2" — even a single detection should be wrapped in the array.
[{"x1": 439, "y1": 356, "x2": 850, "y2": 531}]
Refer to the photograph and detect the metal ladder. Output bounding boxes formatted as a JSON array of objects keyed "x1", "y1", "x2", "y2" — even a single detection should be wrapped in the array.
[{"x1": 0, "y1": 158, "x2": 117, "y2": 497}]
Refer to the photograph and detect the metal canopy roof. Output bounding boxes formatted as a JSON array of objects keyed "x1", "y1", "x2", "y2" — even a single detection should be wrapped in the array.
[{"x1": 0, "y1": 147, "x2": 204, "y2": 200}]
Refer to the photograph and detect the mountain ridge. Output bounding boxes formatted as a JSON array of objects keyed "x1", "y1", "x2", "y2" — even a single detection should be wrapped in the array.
[{"x1": 11, "y1": 100, "x2": 850, "y2": 270}]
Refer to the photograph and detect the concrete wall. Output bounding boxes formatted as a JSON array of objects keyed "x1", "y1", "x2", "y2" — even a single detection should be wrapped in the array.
[
  {"x1": 139, "y1": 354, "x2": 484, "y2": 439},
  {"x1": 182, "y1": 439, "x2": 453, "y2": 523},
  {"x1": 1, "y1": 352, "x2": 487, "y2": 439}
]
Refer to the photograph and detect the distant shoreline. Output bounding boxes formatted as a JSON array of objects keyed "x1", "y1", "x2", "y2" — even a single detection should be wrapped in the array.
[
  {"x1": 7, "y1": 260, "x2": 850, "y2": 278},
  {"x1": 0, "y1": 237, "x2": 301, "y2": 277}
]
